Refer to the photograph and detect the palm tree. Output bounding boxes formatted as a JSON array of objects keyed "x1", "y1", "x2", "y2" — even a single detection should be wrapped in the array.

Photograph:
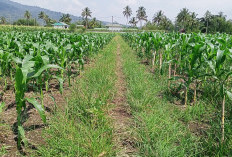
[
  {"x1": 24, "y1": 10, "x2": 31, "y2": 26},
  {"x1": 0, "y1": 17, "x2": 6, "y2": 25},
  {"x1": 91, "y1": 17, "x2": 97, "y2": 28},
  {"x1": 44, "y1": 14, "x2": 50, "y2": 25},
  {"x1": 38, "y1": 11, "x2": 45, "y2": 19},
  {"x1": 123, "y1": 5, "x2": 132, "y2": 26},
  {"x1": 189, "y1": 12, "x2": 198, "y2": 31},
  {"x1": 81, "y1": 7, "x2": 92, "y2": 29},
  {"x1": 204, "y1": 10, "x2": 212, "y2": 34},
  {"x1": 153, "y1": 10, "x2": 164, "y2": 25},
  {"x1": 60, "y1": 14, "x2": 72, "y2": 24},
  {"x1": 176, "y1": 8, "x2": 190, "y2": 29},
  {"x1": 64, "y1": 14, "x2": 72, "y2": 24},
  {"x1": 38, "y1": 11, "x2": 45, "y2": 25},
  {"x1": 218, "y1": 11, "x2": 226, "y2": 19},
  {"x1": 159, "y1": 16, "x2": 173, "y2": 30},
  {"x1": 129, "y1": 17, "x2": 138, "y2": 27},
  {"x1": 136, "y1": 6, "x2": 147, "y2": 28}
]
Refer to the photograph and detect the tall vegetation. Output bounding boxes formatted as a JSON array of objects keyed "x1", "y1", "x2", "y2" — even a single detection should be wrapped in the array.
[
  {"x1": 24, "y1": 10, "x2": 31, "y2": 26},
  {"x1": 136, "y1": 6, "x2": 147, "y2": 28},
  {"x1": 123, "y1": 5, "x2": 132, "y2": 26},
  {"x1": 0, "y1": 31, "x2": 114, "y2": 149},
  {"x1": 81, "y1": 7, "x2": 92, "y2": 29},
  {"x1": 0, "y1": 17, "x2": 7, "y2": 25},
  {"x1": 38, "y1": 12, "x2": 56, "y2": 26},
  {"x1": 122, "y1": 32, "x2": 232, "y2": 155},
  {"x1": 153, "y1": 10, "x2": 164, "y2": 25},
  {"x1": 152, "y1": 10, "x2": 173, "y2": 31},
  {"x1": 129, "y1": 17, "x2": 138, "y2": 27},
  {"x1": 60, "y1": 14, "x2": 72, "y2": 24},
  {"x1": 13, "y1": 19, "x2": 39, "y2": 26},
  {"x1": 122, "y1": 6, "x2": 232, "y2": 34}
]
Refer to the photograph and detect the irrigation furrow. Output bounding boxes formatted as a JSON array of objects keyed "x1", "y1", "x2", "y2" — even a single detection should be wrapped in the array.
[{"x1": 110, "y1": 37, "x2": 136, "y2": 157}]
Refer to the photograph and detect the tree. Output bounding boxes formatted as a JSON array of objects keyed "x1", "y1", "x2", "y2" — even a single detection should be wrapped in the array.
[
  {"x1": 0, "y1": 17, "x2": 7, "y2": 25},
  {"x1": 89, "y1": 17, "x2": 99, "y2": 28},
  {"x1": 129, "y1": 17, "x2": 138, "y2": 27},
  {"x1": 153, "y1": 10, "x2": 164, "y2": 25},
  {"x1": 13, "y1": 19, "x2": 39, "y2": 26},
  {"x1": 38, "y1": 11, "x2": 46, "y2": 25},
  {"x1": 69, "y1": 23, "x2": 77, "y2": 32},
  {"x1": 176, "y1": 8, "x2": 190, "y2": 30},
  {"x1": 123, "y1": 5, "x2": 132, "y2": 26},
  {"x1": 38, "y1": 12, "x2": 55, "y2": 26},
  {"x1": 136, "y1": 6, "x2": 147, "y2": 28},
  {"x1": 159, "y1": 16, "x2": 174, "y2": 31},
  {"x1": 204, "y1": 10, "x2": 212, "y2": 34},
  {"x1": 60, "y1": 14, "x2": 72, "y2": 24},
  {"x1": 24, "y1": 10, "x2": 31, "y2": 26},
  {"x1": 81, "y1": 7, "x2": 92, "y2": 29},
  {"x1": 188, "y1": 12, "x2": 199, "y2": 31},
  {"x1": 199, "y1": 11, "x2": 231, "y2": 34},
  {"x1": 38, "y1": 11, "x2": 45, "y2": 20}
]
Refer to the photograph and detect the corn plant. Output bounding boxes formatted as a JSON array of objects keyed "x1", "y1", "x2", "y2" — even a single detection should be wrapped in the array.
[
  {"x1": 122, "y1": 32, "x2": 232, "y2": 143},
  {"x1": 0, "y1": 31, "x2": 114, "y2": 150},
  {"x1": 14, "y1": 54, "x2": 62, "y2": 148}
]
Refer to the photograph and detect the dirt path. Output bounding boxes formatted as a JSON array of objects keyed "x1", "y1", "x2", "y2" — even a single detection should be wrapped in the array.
[{"x1": 109, "y1": 38, "x2": 136, "y2": 157}]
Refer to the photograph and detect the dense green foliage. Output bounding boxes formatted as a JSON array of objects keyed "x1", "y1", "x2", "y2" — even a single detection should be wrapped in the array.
[
  {"x1": 13, "y1": 18, "x2": 39, "y2": 26},
  {"x1": 120, "y1": 37, "x2": 201, "y2": 156},
  {"x1": 38, "y1": 37, "x2": 118, "y2": 156},
  {"x1": 143, "y1": 8, "x2": 232, "y2": 33}
]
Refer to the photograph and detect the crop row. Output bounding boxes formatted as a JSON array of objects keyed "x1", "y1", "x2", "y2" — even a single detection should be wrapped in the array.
[
  {"x1": 122, "y1": 32, "x2": 232, "y2": 144},
  {"x1": 0, "y1": 31, "x2": 114, "y2": 148}
]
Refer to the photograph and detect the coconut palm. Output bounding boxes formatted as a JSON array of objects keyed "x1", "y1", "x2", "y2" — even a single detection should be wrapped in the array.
[
  {"x1": 136, "y1": 6, "x2": 147, "y2": 28},
  {"x1": 38, "y1": 11, "x2": 45, "y2": 20},
  {"x1": 153, "y1": 10, "x2": 164, "y2": 25},
  {"x1": 60, "y1": 14, "x2": 72, "y2": 24},
  {"x1": 38, "y1": 11, "x2": 46, "y2": 25},
  {"x1": 188, "y1": 12, "x2": 199, "y2": 31},
  {"x1": 24, "y1": 10, "x2": 31, "y2": 26},
  {"x1": 176, "y1": 8, "x2": 190, "y2": 29},
  {"x1": 123, "y1": 5, "x2": 132, "y2": 26},
  {"x1": 204, "y1": 11, "x2": 212, "y2": 34},
  {"x1": 0, "y1": 17, "x2": 6, "y2": 25},
  {"x1": 91, "y1": 17, "x2": 97, "y2": 28},
  {"x1": 129, "y1": 17, "x2": 138, "y2": 27},
  {"x1": 81, "y1": 7, "x2": 92, "y2": 29},
  {"x1": 159, "y1": 16, "x2": 174, "y2": 30}
]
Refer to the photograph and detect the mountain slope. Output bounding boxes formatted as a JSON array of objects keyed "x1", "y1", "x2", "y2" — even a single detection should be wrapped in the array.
[{"x1": 0, "y1": 0, "x2": 96, "y2": 25}]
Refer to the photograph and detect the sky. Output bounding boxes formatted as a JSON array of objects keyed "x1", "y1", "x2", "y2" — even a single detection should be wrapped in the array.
[{"x1": 11, "y1": 0, "x2": 232, "y2": 24}]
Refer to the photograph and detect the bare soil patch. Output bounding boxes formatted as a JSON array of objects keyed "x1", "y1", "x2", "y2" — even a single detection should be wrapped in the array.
[
  {"x1": 0, "y1": 58, "x2": 97, "y2": 156},
  {"x1": 109, "y1": 40, "x2": 137, "y2": 157}
]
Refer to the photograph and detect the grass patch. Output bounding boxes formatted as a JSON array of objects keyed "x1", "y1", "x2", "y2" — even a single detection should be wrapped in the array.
[
  {"x1": 36, "y1": 37, "x2": 118, "y2": 156},
  {"x1": 119, "y1": 37, "x2": 202, "y2": 156},
  {"x1": 0, "y1": 145, "x2": 8, "y2": 156}
]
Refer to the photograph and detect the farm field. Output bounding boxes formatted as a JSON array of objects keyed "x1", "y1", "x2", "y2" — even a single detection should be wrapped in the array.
[{"x1": 0, "y1": 30, "x2": 232, "y2": 156}]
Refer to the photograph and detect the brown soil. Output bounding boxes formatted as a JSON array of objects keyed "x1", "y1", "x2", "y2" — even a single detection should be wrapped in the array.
[
  {"x1": 188, "y1": 121, "x2": 210, "y2": 136},
  {"x1": 0, "y1": 60, "x2": 97, "y2": 156},
  {"x1": 109, "y1": 40, "x2": 137, "y2": 157},
  {"x1": 0, "y1": 81, "x2": 70, "y2": 156}
]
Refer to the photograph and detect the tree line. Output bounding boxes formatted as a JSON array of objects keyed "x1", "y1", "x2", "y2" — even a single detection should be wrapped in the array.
[
  {"x1": 123, "y1": 6, "x2": 232, "y2": 33},
  {"x1": 0, "y1": 8, "x2": 101, "y2": 29},
  {"x1": 1, "y1": 6, "x2": 232, "y2": 33}
]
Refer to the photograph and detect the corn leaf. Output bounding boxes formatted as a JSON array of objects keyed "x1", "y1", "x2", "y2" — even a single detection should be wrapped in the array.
[{"x1": 26, "y1": 97, "x2": 46, "y2": 123}]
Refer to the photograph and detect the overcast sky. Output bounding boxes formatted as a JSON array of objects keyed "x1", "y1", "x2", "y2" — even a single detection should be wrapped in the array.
[{"x1": 11, "y1": 0, "x2": 232, "y2": 24}]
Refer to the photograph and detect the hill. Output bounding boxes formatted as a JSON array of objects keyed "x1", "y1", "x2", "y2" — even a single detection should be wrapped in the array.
[{"x1": 0, "y1": 0, "x2": 109, "y2": 25}]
